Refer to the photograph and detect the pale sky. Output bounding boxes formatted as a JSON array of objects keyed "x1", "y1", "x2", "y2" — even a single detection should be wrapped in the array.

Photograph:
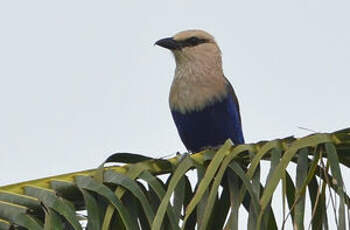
[{"x1": 1, "y1": 1, "x2": 349, "y2": 225}]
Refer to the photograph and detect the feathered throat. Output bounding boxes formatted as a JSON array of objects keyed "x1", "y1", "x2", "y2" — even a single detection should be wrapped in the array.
[{"x1": 169, "y1": 65, "x2": 228, "y2": 114}]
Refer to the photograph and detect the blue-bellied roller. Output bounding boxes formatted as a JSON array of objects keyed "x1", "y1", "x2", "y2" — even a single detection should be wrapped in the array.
[{"x1": 155, "y1": 30, "x2": 244, "y2": 153}]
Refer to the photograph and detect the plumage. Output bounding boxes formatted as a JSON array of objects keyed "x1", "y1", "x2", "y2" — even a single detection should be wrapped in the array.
[{"x1": 156, "y1": 29, "x2": 244, "y2": 152}]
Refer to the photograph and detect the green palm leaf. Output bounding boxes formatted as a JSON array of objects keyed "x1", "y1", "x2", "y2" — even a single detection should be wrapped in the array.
[{"x1": 0, "y1": 128, "x2": 349, "y2": 229}]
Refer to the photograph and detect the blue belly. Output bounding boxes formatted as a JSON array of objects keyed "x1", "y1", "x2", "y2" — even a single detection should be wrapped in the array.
[{"x1": 171, "y1": 96, "x2": 244, "y2": 153}]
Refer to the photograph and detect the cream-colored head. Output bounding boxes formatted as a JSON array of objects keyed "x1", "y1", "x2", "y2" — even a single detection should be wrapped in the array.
[
  {"x1": 156, "y1": 29, "x2": 228, "y2": 113},
  {"x1": 155, "y1": 29, "x2": 222, "y2": 67}
]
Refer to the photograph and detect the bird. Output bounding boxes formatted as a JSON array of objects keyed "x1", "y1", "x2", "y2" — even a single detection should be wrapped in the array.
[{"x1": 155, "y1": 29, "x2": 244, "y2": 153}]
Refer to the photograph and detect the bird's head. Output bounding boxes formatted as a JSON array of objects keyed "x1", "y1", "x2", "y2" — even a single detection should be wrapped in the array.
[{"x1": 155, "y1": 29, "x2": 222, "y2": 66}]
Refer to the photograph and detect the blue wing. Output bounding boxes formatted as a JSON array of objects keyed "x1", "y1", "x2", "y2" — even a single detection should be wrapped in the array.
[{"x1": 171, "y1": 77, "x2": 244, "y2": 152}]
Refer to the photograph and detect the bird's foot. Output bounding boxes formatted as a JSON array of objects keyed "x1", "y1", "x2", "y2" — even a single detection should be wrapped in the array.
[
  {"x1": 176, "y1": 151, "x2": 191, "y2": 161},
  {"x1": 158, "y1": 151, "x2": 189, "y2": 160}
]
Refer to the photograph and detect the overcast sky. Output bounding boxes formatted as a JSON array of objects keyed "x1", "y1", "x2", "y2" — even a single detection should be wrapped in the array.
[{"x1": 1, "y1": 1, "x2": 349, "y2": 221}]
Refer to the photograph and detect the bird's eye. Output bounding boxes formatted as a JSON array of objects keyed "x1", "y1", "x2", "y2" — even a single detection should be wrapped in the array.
[{"x1": 187, "y1": 37, "x2": 200, "y2": 45}]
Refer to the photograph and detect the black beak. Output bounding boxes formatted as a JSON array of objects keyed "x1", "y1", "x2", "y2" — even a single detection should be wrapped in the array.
[{"x1": 155, "y1": 37, "x2": 181, "y2": 50}]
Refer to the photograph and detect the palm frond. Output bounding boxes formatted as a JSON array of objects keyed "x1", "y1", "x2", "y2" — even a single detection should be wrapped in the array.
[{"x1": 0, "y1": 128, "x2": 349, "y2": 229}]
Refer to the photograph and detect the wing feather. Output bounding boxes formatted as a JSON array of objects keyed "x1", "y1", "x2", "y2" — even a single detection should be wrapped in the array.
[{"x1": 223, "y1": 75, "x2": 242, "y2": 127}]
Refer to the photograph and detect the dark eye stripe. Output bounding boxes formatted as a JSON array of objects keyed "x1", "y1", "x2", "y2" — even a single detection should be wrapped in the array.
[{"x1": 178, "y1": 37, "x2": 209, "y2": 48}]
